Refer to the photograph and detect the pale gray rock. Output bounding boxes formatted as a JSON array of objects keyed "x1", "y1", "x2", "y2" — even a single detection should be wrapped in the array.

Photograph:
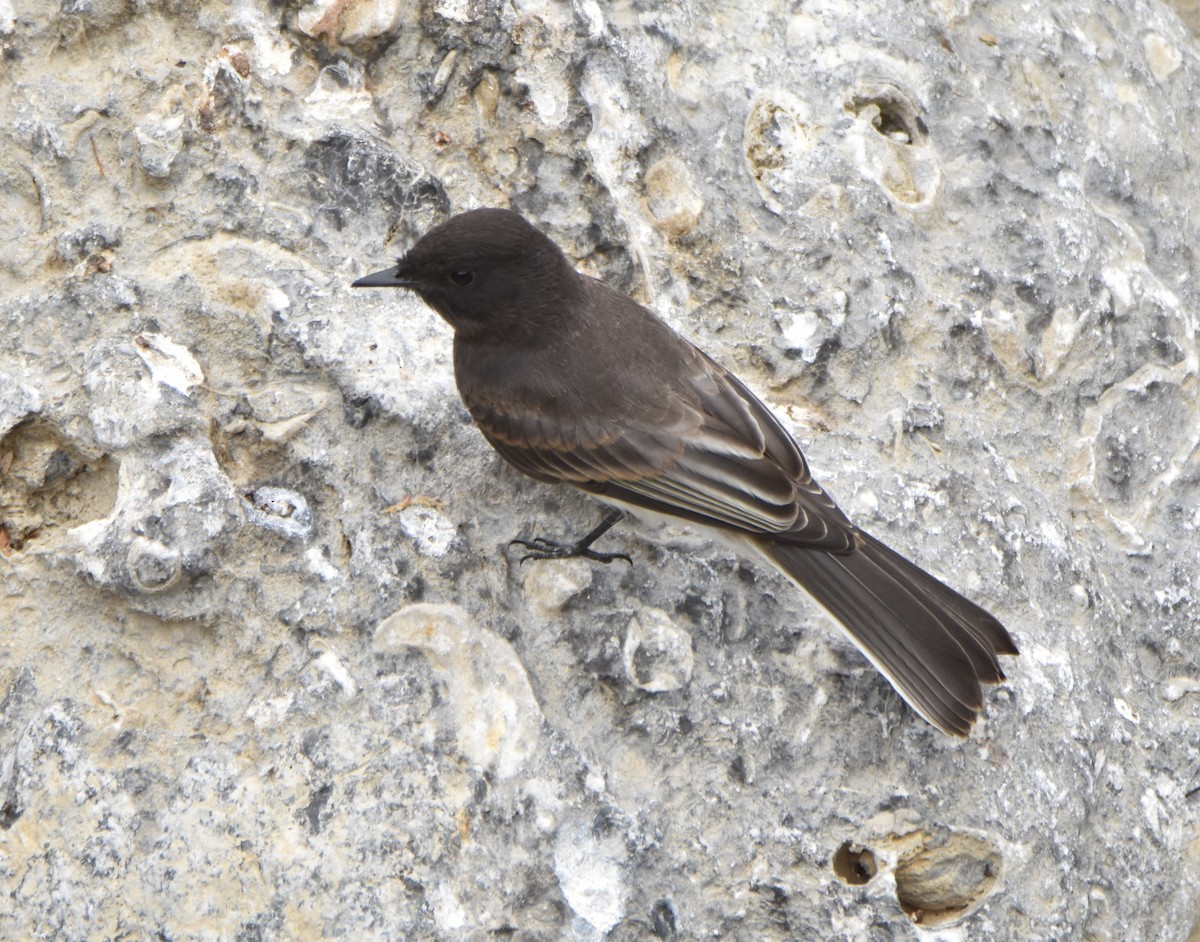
[
  {"x1": 82, "y1": 335, "x2": 205, "y2": 448},
  {"x1": 375, "y1": 603, "x2": 544, "y2": 780},
  {"x1": 296, "y1": 0, "x2": 405, "y2": 44},
  {"x1": 623, "y1": 607, "x2": 695, "y2": 693},
  {"x1": 243, "y1": 485, "x2": 313, "y2": 540},
  {"x1": 555, "y1": 818, "x2": 630, "y2": 937},
  {"x1": 522, "y1": 557, "x2": 595, "y2": 613},
  {"x1": 2, "y1": 0, "x2": 1199, "y2": 939},
  {"x1": 69, "y1": 442, "x2": 242, "y2": 606},
  {"x1": 0, "y1": 372, "x2": 40, "y2": 437},
  {"x1": 135, "y1": 113, "x2": 185, "y2": 179}
]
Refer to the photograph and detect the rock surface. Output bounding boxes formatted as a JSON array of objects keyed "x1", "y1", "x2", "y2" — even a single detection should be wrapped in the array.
[{"x1": 2, "y1": 0, "x2": 1199, "y2": 938}]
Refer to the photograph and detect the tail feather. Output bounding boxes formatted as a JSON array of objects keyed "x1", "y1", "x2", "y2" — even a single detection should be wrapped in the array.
[
  {"x1": 757, "y1": 531, "x2": 1017, "y2": 736},
  {"x1": 860, "y1": 532, "x2": 1019, "y2": 662},
  {"x1": 855, "y1": 535, "x2": 1007, "y2": 685}
]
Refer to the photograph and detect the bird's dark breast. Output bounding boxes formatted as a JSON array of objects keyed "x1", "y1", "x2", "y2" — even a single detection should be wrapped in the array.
[{"x1": 452, "y1": 290, "x2": 695, "y2": 444}]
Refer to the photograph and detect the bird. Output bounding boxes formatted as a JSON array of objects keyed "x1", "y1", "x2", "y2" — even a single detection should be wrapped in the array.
[{"x1": 353, "y1": 207, "x2": 1018, "y2": 736}]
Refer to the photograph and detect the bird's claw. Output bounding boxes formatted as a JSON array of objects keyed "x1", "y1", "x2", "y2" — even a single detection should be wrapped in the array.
[{"x1": 509, "y1": 537, "x2": 632, "y2": 566}]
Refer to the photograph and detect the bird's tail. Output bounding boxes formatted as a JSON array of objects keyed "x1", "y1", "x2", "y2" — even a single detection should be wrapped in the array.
[{"x1": 755, "y1": 531, "x2": 1018, "y2": 736}]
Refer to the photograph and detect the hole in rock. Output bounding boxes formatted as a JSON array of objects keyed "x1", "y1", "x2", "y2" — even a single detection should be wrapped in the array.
[
  {"x1": 832, "y1": 841, "x2": 878, "y2": 886},
  {"x1": 894, "y1": 832, "x2": 1000, "y2": 926},
  {"x1": 847, "y1": 85, "x2": 927, "y2": 145},
  {"x1": 0, "y1": 419, "x2": 118, "y2": 552}
]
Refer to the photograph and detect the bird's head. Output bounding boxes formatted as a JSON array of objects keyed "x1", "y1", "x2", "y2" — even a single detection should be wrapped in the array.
[{"x1": 353, "y1": 208, "x2": 581, "y2": 342}]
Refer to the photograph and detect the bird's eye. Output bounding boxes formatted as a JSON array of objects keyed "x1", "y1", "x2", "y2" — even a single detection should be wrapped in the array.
[{"x1": 449, "y1": 269, "x2": 475, "y2": 287}]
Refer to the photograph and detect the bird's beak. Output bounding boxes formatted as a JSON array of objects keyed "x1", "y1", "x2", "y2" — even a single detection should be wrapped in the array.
[{"x1": 352, "y1": 260, "x2": 419, "y2": 289}]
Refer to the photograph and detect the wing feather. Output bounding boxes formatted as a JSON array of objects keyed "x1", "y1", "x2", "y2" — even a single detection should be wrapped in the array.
[{"x1": 471, "y1": 342, "x2": 855, "y2": 550}]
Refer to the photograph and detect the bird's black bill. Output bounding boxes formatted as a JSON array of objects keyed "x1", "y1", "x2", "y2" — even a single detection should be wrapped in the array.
[{"x1": 352, "y1": 266, "x2": 419, "y2": 289}]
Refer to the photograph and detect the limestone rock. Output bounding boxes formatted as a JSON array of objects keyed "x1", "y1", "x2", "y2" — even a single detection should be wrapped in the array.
[{"x1": 2, "y1": 0, "x2": 1199, "y2": 937}]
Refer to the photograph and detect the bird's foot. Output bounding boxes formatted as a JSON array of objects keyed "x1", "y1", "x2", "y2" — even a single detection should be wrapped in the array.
[{"x1": 509, "y1": 536, "x2": 632, "y2": 566}]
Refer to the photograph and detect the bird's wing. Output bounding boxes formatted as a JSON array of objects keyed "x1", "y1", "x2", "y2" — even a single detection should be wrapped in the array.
[{"x1": 469, "y1": 345, "x2": 857, "y2": 551}]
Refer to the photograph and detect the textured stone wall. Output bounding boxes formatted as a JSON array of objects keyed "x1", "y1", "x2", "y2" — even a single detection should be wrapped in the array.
[{"x1": 2, "y1": 0, "x2": 1199, "y2": 938}]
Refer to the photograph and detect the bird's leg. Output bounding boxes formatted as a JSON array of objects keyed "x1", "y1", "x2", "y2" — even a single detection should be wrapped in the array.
[{"x1": 510, "y1": 508, "x2": 631, "y2": 565}]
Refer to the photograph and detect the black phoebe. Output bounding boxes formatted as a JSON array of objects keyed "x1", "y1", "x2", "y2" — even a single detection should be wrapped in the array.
[{"x1": 354, "y1": 208, "x2": 1018, "y2": 736}]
